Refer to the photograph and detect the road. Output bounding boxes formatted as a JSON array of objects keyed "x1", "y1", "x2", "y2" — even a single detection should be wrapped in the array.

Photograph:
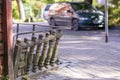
[
  {"x1": 13, "y1": 22, "x2": 120, "y2": 80},
  {"x1": 13, "y1": 22, "x2": 120, "y2": 44}
]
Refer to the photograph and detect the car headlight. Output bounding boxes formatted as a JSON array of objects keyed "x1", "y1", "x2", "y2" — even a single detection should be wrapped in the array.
[
  {"x1": 99, "y1": 16, "x2": 104, "y2": 20},
  {"x1": 93, "y1": 18, "x2": 103, "y2": 24}
]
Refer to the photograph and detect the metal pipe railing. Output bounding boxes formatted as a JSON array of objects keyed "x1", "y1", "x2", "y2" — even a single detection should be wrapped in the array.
[{"x1": 13, "y1": 23, "x2": 55, "y2": 46}]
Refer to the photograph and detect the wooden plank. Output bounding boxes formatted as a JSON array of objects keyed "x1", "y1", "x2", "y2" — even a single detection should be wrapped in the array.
[
  {"x1": 0, "y1": 25, "x2": 2, "y2": 32},
  {"x1": 0, "y1": 43, "x2": 3, "y2": 50},
  {"x1": 0, "y1": 56, "x2": 3, "y2": 75},
  {"x1": 0, "y1": 15, "x2": 1, "y2": 23},
  {"x1": 0, "y1": 33, "x2": 2, "y2": 41},
  {"x1": 0, "y1": 5, "x2": 1, "y2": 14},
  {"x1": 0, "y1": 43, "x2": 3, "y2": 55},
  {"x1": 2, "y1": 0, "x2": 14, "y2": 79},
  {"x1": 0, "y1": 0, "x2": 2, "y2": 4},
  {"x1": 0, "y1": 49, "x2": 3, "y2": 55}
]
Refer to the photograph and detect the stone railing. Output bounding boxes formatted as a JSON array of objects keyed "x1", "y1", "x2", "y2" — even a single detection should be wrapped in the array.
[{"x1": 13, "y1": 29, "x2": 62, "y2": 80}]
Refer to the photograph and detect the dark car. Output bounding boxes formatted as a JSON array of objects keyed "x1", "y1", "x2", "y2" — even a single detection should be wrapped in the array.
[{"x1": 48, "y1": 2, "x2": 104, "y2": 30}]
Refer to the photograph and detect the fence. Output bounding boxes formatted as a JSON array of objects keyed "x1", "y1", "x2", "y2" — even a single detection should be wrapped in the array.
[
  {"x1": 13, "y1": 23, "x2": 50, "y2": 42},
  {"x1": 13, "y1": 23, "x2": 63, "y2": 80}
]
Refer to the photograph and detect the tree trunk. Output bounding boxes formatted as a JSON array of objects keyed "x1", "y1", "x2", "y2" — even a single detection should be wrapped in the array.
[
  {"x1": 16, "y1": 0, "x2": 25, "y2": 20},
  {"x1": 84, "y1": 0, "x2": 93, "y2": 4}
]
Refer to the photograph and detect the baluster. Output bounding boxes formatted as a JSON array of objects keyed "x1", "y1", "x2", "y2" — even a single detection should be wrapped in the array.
[
  {"x1": 23, "y1": 38, "x2": 30, "y2": 75},
  {"x1": 19, "y1": 44, "x2": 26, "y2": 76},
  {"x1": 15, "y1": 39, "x2": 26, "y2": 77},
  {"x1": 14, "y1": 39, "x2": 22, "y2": 78},
  {"x1": 26, "y1": 37, "x2": 36, "y2": 74},
  {"x1": 13, "y1": 39, "x2": 22, "y2": 65},
  {"x1": 38, "y1": 32, "x2": 50, "y2": 70},
  {"x1": 50, "y1": 29, "x2": 63, "y2": 66},
  {"x1": 45, "y1": 30, "x2": 56, "y2": 68},
  {"x1": 32, "y1": 35, "x2": 43, "y2": 72}
]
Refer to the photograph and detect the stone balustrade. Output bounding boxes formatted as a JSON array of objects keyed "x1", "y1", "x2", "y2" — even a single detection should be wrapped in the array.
[{"x1": 13, "y1": 29, "x2": 63, "y2": 80}]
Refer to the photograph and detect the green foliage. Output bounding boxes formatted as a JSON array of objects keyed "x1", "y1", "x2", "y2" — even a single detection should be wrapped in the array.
[
  {"x1": 108, "y1": 5, "x2": 120, "y2": 26},
  {"x1": 108, "y1": 1, "x2": 120, "y2": 26},
  {"x1": 30, "y1": 1, "x2": 46, "y2": 22},
  {"x1": 4, "y1": 75, "x2": 9, "y2": 80},
  {"x1": 23, "y1": 0, "x2": 31, "y2": 3},
  {"x1": 22, "y1": 1, "x2": 46, "y2": 22},
  {"x1": 109, "y1": 0, "x2": 120, "y2": 7},
  {"x1": 41, "y1": 0, "x2": 54, "y2": 4},
  {"x1": 12, "y1": 1, "x2": 19, "y2": 19},
  {"x1": 95, "y1": 1, "x2": 120, "y2": 26},
  {"x1": 31, "y1": 1, "x2": 41, "y2": 17}
]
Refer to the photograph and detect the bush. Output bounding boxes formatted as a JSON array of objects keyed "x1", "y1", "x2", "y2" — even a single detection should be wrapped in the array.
[
  {"x1": 12, "y1": 1, "x2": 45, "y2": 22},
  {"x1": 108, "y1": 5, "x2": 120, "y2": 26},
  {"x1": 32, "y1": 1, "x2": 45, "y2": 18},
  {"x1": 24, "y1": 1, "x2": 45, "y2": 22},
  {"x1": 96, "y1": 4, "x2": 120, "y2": 26},
  {"x1": 12, "y1": 1, "x2": 19, "y2": 19}
]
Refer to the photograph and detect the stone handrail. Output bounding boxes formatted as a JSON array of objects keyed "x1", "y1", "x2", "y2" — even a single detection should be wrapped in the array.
[{"x1": 13, "y1": 29, "x2": 63, "y2": 80}]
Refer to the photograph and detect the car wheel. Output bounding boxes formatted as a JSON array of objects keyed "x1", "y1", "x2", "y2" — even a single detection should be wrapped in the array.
[
  {"x1": 72, "y1": 19, "x2": 79, "y2": 31},
  {"x1": 50, "y1": 18, "x2": 56, "y2": 26}
]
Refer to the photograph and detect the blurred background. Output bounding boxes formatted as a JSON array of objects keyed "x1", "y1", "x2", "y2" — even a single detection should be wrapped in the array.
[{"x1": 12, "y1": 0, "x2": 120, "y2": 27}]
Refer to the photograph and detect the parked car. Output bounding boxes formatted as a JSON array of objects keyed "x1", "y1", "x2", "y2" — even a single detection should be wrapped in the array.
[
  {"x1": 43, "y1": 4, "x2": 51, "y2": 20},
  {"x1": 48, "y1": 2, "x2": 104, "y2": 30}
]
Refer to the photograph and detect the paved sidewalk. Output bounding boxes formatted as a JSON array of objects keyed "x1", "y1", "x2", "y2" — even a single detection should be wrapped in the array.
[{"x1": 34, "y1": 29, "x2": 120, "y2": 80}]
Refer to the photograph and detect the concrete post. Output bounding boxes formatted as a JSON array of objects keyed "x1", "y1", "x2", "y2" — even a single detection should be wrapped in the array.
[
  {"x1": 27, "y1": 37, "x2": 36, "y2": 74},
  {"x1": 32, "y1": 35, "x2": 43, "y2": 72},
  {"x1": 45, "y1": 30, "x2": 56, "y2": 68},
  {"x1": 38, "y1": 32, "x2": 49, "y2": 70}
]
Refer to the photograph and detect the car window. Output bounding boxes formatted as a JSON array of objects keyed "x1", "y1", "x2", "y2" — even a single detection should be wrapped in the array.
[
  {"x1": 71, "y1": 3, "x2": 96, "y2": 11},
  {"x1": 45, "y1": 4, "x2": 51, "y2": 11}
]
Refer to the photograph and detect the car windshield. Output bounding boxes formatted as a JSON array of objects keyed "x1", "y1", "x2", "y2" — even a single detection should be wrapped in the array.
[
  {"x1": 45, "y1": 4, "x2": 51, "y2": 11},
  {"x1": 71, "y1": 3, "x2": 96, "y2": 12}
]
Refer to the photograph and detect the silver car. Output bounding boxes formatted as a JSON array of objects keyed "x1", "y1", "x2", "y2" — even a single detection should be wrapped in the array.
[{"x1": 43, "y1": 4, "x2": 51, "y2": 20}]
